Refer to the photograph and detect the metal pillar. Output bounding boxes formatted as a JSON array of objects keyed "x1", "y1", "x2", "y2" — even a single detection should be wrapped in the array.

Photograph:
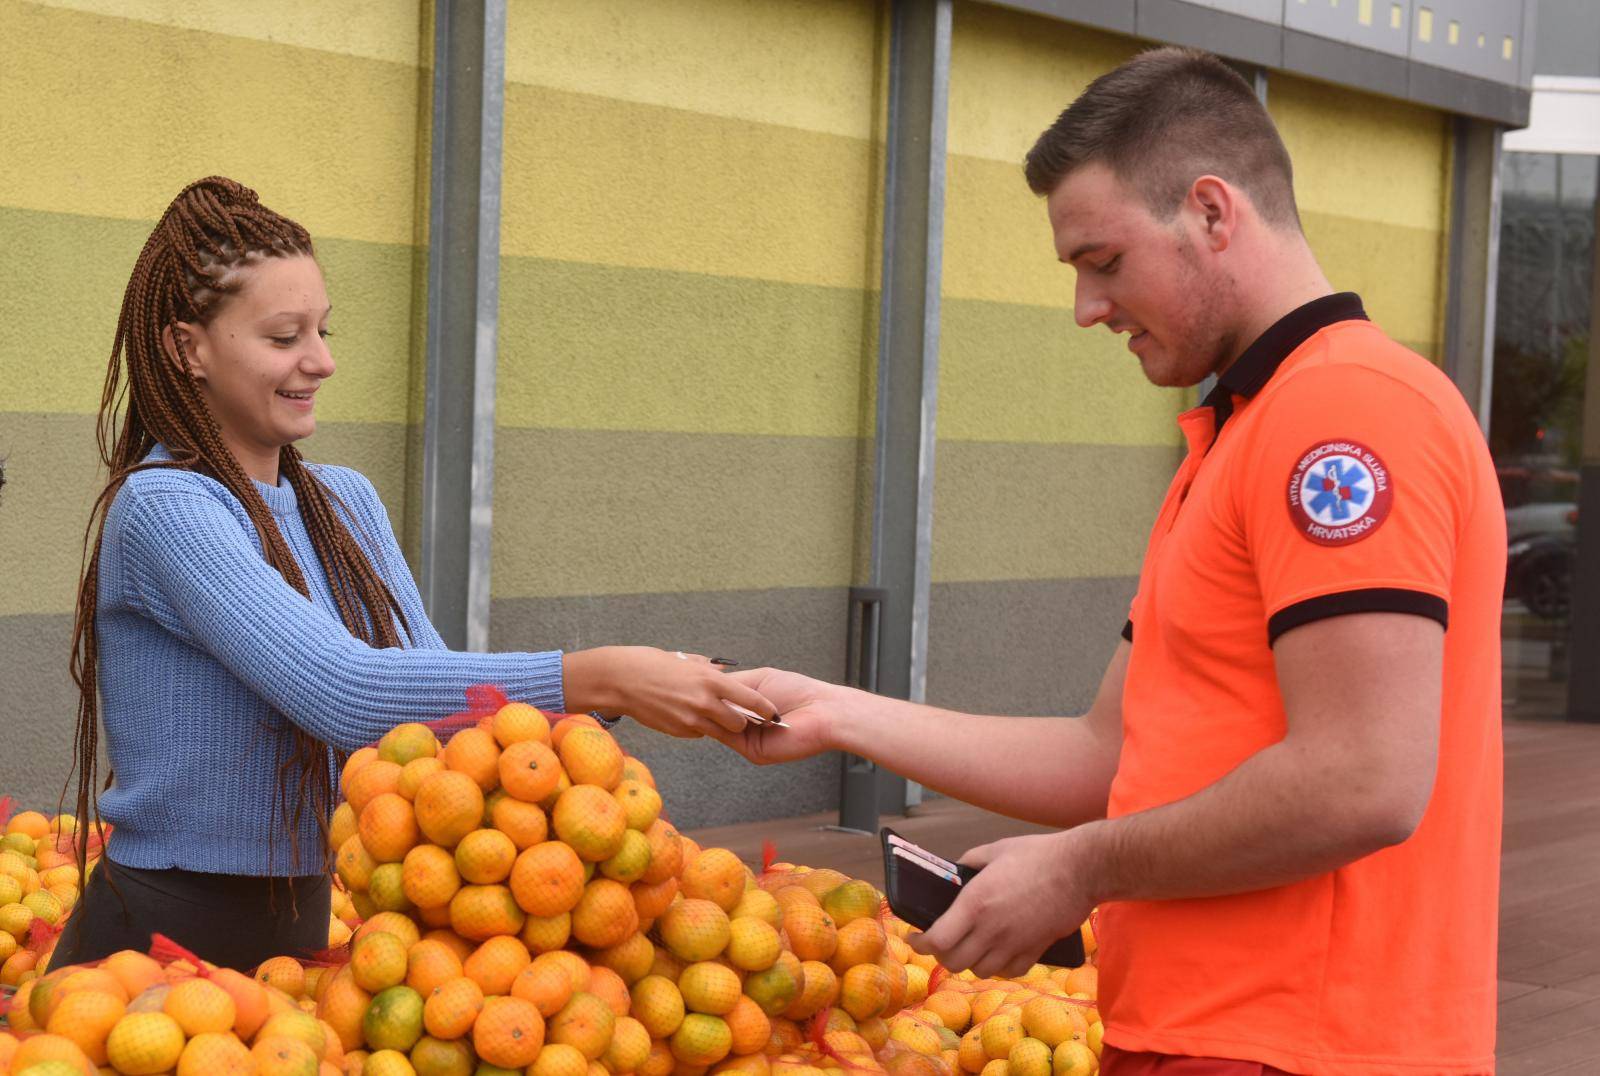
[
  {"x1": 1566, "y1": 184, "x2": 1600, "y2": 723},
  {"x1": 838, "y1": 0, "x2": 951, "y2": 833},
  {"x1": 1443, "y1": 115, "x2": 1504, "y2": 433},
  {"x1": 419, "y1": 0, "x2": 506, "y2": 652}
]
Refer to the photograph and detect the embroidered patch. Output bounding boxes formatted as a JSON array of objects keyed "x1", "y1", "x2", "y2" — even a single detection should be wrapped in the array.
[{"x1": 1287, "y1": 440, "x2": 1393, "y2": 546}]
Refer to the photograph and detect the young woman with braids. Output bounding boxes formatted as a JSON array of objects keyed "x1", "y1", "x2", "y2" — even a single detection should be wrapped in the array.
[{"x1": 52, "y1": 177, "x2": 777, "y2": 970}]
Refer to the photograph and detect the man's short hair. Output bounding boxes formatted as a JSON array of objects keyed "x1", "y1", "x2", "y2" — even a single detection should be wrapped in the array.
[{"x1": 1024, "y1": 47, "x2": 1301, "y2": 231}]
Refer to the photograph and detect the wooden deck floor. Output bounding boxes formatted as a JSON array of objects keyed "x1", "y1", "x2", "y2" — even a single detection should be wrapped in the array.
[{"x1": 685, "y1": 720, "x2": 1600, "y2": 1075}]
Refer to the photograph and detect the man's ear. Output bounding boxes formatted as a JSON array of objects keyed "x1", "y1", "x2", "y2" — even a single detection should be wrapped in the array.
[
  {"x1": 1189, "y1": 175, "x2": 1238, "y2": 253},
  {"x1": 161, "y1": 322, "x2": 206, "y2": 382}
]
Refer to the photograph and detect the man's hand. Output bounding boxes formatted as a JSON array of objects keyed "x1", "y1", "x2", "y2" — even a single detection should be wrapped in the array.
[
  {"x1": 908, "y1": 828, "x2": 1098, "y2": 979},
  {"x1": 708, "y1": 668, "x2": 840, "y2": 764}
]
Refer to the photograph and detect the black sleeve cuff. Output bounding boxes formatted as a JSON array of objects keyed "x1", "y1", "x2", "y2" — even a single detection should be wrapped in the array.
[
  {"x1": 1121, "y1": 619, "x2": 1134, "y2": 643},
  {"x1": 1268, "y1": 587, "x2": 1448, "y2": 645}
]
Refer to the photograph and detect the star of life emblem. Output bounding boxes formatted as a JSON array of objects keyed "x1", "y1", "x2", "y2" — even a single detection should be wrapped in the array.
[{"x1": 1287, "y1": 439, "x2": 1393, "y2": 546}]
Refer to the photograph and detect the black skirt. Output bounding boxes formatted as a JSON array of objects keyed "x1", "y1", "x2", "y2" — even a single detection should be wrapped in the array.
[{"x1": 50, "y1": 855, "x2": 332, "y2": 973}]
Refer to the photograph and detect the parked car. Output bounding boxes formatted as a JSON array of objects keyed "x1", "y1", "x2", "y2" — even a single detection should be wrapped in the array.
[{"x1": 1506, "y1": 503, "x2": 1578, "y2": 620}]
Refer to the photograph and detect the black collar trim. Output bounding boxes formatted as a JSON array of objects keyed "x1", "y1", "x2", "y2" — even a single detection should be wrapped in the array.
[{"x1": 1202, "y1": 292, "x2": 1368, "y2": 411}]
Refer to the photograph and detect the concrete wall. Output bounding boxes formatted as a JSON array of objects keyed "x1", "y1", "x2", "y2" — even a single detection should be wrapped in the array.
[{"x1": 0, "y1": 0, "x2": 1455, "y2": 826}]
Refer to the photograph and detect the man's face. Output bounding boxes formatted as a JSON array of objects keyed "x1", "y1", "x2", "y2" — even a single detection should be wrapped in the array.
[{"x1": 1046, "y1": 163, "x2": 1237, "y2": 388}]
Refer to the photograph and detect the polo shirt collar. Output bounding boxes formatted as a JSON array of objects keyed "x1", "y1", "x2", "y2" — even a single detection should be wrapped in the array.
[{"x1": 1202, "y1": 292, "x2": 1368, "y2": 415}]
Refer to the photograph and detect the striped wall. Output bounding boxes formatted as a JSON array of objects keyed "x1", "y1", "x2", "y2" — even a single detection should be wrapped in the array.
[
  {"x1": 930, "y1": 5, "x2": 1182, "y2": 715},
  {"x1": 0, "y1": 0, "x2": 430, "y2": 806},
  {"x1": 1268, "y1": 72, "x2": 1453, "y2": 361},
  {"x1": 487, "y1": 0, "x2": 887, "y2": 827}
]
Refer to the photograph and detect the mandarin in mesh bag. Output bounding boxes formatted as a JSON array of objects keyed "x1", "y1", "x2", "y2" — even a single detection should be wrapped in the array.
[
  {"x1": 464, "y1": 934, "x2": 532, "y2": 995},
  {"x1": 557, "y1": 726, "x2": 625, "y2": 790},
  {"x1": 443, "y1": 726, "x2": 503, "y2": 793},
  {"x1": 533, "y1": 1040, "x2": 591, "y2": 1076},
  {"x1": 658, "y1": 897, "x2": 732, "y2": 963},
  {"x1": 491, "y1": 790, "x2": 551, "y2": 849},
  {"x1": 511, "y1": 839, "x2": 587, "y2": 917},
  {"x1": 412, "y1": 768, "x2": 486, "y2": 848},
  {"x1": 493, "y1": 701, "x2": 553, "y2": 747},
  {"x1": 591, "y1": 928, "x2": 656, "y2": 985},
  {"x1": 551, "y1": 784, "x2": 628, "y2": 863},
  {"x1": 548, "y1": 989, "x2": 616, "y2": 1061},
  {"x1": 450, "y1": 882, "x2": 527, "y2": 941},
  {"x1": 404, "y1": 937, "x2": 463, "y2": 998},
  {"x1": 604, "y1": 1013, "x2": 654, "y2": 1073},
  {"x1": 614, "y1": 779, "x2": 663, "y2": 831},
  {"x1": 475, "y1": 994, "x2": 546, "y2": 1067},
  {"x1": 571, "y1": 877, "x2": 639, "y2": 948},
  {"x1": 102, "y1": 1012, "x2": 185, "y2": 1075},
  {"x1": 455, "y1": 827, "x2": 519, "y2": 885},
  {"x1": 514, "y1": 955, "x2": 577, "y2": 1017},
  {"x1": 522, "y1": 910, "x2": 574, "y2": 954},
  {"x1": 422, "y1": 974, "x2": 485, "y2": 1040},
  {"x1": 411, "y1": 1033, "x2": 475, "y2": 1074}
]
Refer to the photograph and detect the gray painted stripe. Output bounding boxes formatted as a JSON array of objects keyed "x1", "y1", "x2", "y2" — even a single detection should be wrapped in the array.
[
  {"x1": 927, "y1": 575, "x2": 1138, "y2": 716},
  {"x1": 932, "y1": 441, "x2": 1180, "y2": 582},
  {"x1": 0, "y1": 613, "x2": 79, "y2": 812}
]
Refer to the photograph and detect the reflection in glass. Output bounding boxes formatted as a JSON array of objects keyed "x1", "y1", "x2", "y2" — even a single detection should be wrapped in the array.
[{"x1": 1493, "y1": 152, "x2": 1596, "y2": 720}]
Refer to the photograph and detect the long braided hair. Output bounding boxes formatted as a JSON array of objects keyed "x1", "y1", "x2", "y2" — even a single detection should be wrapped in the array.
[{"x1": 68, "y1": 176, "x2": 410, "y2": 883}]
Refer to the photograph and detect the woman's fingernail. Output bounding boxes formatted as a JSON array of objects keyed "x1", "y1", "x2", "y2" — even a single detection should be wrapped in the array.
[{"x1": 710, "y1": 657, "x2": 739, "y2": 666}]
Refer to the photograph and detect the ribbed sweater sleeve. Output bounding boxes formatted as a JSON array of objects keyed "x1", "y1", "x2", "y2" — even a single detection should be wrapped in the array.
[{"x1": 115, "y1": 485, "x2": 564, "y2": 753}]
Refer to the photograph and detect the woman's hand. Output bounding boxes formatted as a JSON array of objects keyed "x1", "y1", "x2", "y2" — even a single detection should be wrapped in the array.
[{"x1": 562, "y1": 646, "x2": 779, "y2": 738}]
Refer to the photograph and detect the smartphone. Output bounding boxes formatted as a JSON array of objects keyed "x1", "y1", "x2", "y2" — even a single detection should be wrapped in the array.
[{"x1": 879, "y1": 827, "x2": 1086, "y2": 968}]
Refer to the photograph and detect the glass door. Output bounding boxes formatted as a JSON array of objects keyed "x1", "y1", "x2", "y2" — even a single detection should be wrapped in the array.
[{"x1": 1492, "y1": 151, "x2": 1597, "y2": 720}]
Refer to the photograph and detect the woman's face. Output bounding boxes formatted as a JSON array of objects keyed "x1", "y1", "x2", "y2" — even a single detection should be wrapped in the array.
[{"x1": 173, "y1": 254, "x2": 334, "y2": 463}]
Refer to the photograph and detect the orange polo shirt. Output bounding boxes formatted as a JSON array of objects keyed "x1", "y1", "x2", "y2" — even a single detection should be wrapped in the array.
[{"x1": 1101, "y1": 294, "x2": 1504, "y2": 1075}]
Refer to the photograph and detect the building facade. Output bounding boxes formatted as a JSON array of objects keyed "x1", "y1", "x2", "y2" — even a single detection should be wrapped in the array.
[{"x1": 1, "y1": 0, "x2": 1529, "y2": 826}]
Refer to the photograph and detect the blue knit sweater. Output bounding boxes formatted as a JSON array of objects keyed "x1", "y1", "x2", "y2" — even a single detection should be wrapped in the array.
[{"x1": 95, "y1": 446, "x2": 565, "y2": 876}]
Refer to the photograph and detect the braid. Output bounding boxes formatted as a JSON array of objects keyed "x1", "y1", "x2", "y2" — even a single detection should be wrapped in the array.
[{"x1": 69, "y1": 176, "x2": 410, "y2": 885}]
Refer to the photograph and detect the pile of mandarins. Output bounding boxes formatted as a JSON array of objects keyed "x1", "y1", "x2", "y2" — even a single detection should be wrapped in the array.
[
  {"x1": 0, "y1": 809, "x2": 99, "y2": 992},
  {"x1": 0, "y1": 702, "x2": 1101, "y2": 1076}
]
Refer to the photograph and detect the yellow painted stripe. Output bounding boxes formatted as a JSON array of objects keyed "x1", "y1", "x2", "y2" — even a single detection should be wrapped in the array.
[
  {"x1": 1306, "y1": 211, "x2": 1445, "y2": 350},
  {"x1": 490, "y1": 429, "x2": 865, "y2": 599},
  {"x1": 2, "y1": 2, "x2": 424, "y2": 247},
  {"x1": 499, "y1": 82, "x2": 880, "y2": 288},
  {"x1": 944, "y1": 153, "x2": 1065, "y2": 309},
  {"x1": 496, "y1": 256, "x2": 875, "y2": 439},
  {"x1": 943, "y1": 153, "x2": 1446, "y2": 331},
  {"x1": 24, "y1": 0, "x2": 423, "y2": 66},
  {"x1": 1, "y1": 207, "x2": 419, "y2": 424},
  {"x1": 507, "y1": 0, "x2": 884, "y2": 141},
  {"x1": 938, "y1": 296, "x2": 1188, "y2": 446},
  {"x1": 931, "y1": 441, "x2": 1179, "y2": 583},
  {"x1": 1270, "y1": 71, "x2": 1450, "y2": 230},
  {"x1": 948, "y1": 0, "x2": 1140, "y2": 164}
]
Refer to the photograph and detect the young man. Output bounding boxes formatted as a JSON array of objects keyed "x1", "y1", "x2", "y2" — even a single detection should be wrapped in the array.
[{"x1": 717, "y1": 48, "x2": 1503, "y2": 1076}]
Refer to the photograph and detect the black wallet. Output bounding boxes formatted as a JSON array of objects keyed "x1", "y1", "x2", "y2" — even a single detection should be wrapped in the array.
[{"x1": 880, "y1": 827, "x2": 1086, "y2": 968}]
